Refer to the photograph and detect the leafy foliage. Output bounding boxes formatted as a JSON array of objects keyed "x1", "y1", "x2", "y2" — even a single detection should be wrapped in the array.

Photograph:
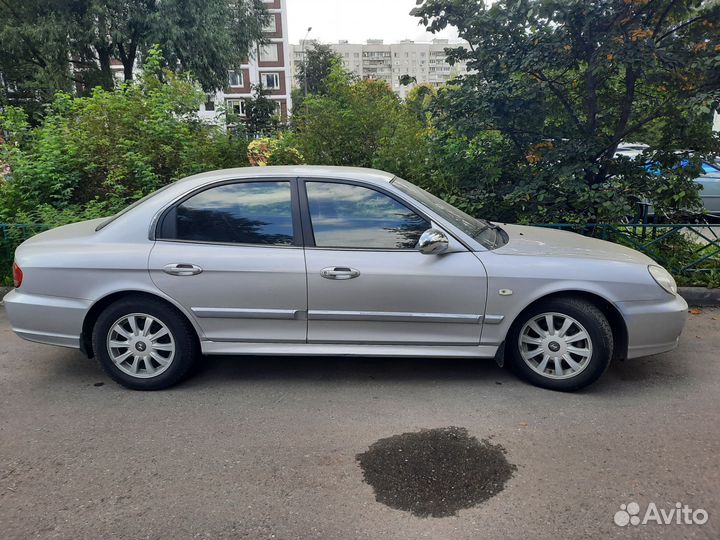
[
  {"x1": 243, "y1": 85, "x2": 282, "y2": 137},
  {"x1": 247, "y1": 134, "x2": 304, "y2": 166},
  {"x1": 2, "y1": 2, "x2": 720, "y2": 287},
  {"x1": 412, "y1": 0, "x2": 720, "y2": 223},
  {"x1": 291, "y1": 65, "x2": 431, "y2": 182},
  {"x1": 0, "y1": 0, "x2": 78, "y2": 120},
  {"x1": 295, "y1": 42, "x2": 345, "y2": 97},
  {"x1": 0, "y1": 48, "x2": 249, "y2": 224},
  {"x1": 0, "y1": 0, "x2": 269, "y2": 116}
]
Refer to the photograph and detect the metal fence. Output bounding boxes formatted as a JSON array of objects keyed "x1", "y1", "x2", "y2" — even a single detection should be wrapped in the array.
[
  {"x1": 532, "y1": 223, "x2": 720, "y2": 276},
  {"x1": 1, "y1": 222, "x2": 719, "y2": 284}
]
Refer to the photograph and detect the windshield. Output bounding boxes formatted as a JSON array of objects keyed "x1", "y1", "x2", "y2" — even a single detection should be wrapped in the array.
[
  {"x1": 95, "y1": 183, "x2": 176, "y2": 231},
  {"x1": 391, "y1": 177, "x2": 503, "y2": 250}
]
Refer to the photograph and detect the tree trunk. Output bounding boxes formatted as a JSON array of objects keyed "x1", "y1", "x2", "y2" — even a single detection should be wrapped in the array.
[
  {"x1": 117, "y1": 42, "x2": 137, "y2": 82},
  {"x1": 123, "y1": 59, "x2": 134, "y2": 82},
  {"x1": 97, "y1": 47, "x2": 114, "y2": 90}
]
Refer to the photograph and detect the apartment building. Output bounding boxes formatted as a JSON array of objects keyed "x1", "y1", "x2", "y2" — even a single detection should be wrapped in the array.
[
  {"x1": 199, "y1": 0, "x2": 292, "y2": 123},
  {"x1": 290, "y1": 39, "x2": 470, "y2": 99}
]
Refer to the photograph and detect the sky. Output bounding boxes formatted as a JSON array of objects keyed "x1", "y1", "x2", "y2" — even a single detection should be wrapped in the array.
[{"x1": 286, "y1": 0, "x2": 460, "y2": 45}]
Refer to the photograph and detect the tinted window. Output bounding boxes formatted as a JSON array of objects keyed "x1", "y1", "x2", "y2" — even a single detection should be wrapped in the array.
[
  {"x1": 160, "y1": 181, "x2": 294, "y2": 245},
  {"x1": 306, "y1": 182, "x2": 429, "y2": 249}
]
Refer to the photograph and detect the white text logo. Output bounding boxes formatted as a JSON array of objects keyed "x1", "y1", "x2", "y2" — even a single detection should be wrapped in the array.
[{"x1": 614, "y1": 502, "x2": 708, "y2": 527}]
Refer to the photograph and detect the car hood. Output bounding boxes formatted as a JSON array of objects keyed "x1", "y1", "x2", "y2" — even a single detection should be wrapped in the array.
[{"x1": 494, "y1": 224, "x2": 655, "y2": 264}]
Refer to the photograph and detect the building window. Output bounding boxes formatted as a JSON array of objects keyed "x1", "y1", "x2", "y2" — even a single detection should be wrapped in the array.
[
  {"x1": 262, "y1": 72, "x2": 281, "y2": 90},
  {"x1": 204, "y1": 95, "x2": 215, "y2": 111},
  {"x1": 228, "y1": 70, "x2": 243, "y2": 87},
  {"x1": 271, "y1": 100, "x2": 282, "y2": 116},
  {"x1": 260, "y1": 43, "x2": 279, "y2": 63},
  {"x1": 226, "y1": 99, "x2": 246, "y2": 117},
  {"x1": 263, "y1": 14, "x2": 277, "y2": 33}
]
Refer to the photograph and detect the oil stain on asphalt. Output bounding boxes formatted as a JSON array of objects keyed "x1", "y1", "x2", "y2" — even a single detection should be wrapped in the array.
[{"x1": 356, "y1": 427, "x2": 516, "y2": 518}]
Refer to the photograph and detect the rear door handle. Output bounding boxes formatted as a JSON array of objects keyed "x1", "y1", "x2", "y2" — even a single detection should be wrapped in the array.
[
  {"x1": 163, "y1": 263, "x2": 203, "y2": 276},
  {"x1": 320, "y1": 267, "x2": 360, "y2": 280}
]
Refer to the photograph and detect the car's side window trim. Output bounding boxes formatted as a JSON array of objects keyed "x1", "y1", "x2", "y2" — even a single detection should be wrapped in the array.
[
  {"x1": 152, "y1": 177, "x2": 304, "y2": 248},
  {"x1": 298, "y1": 177, "x2": 435, "y2": 251}
]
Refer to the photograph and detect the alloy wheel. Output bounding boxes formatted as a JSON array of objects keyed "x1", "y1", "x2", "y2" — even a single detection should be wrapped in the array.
[
  {"x1": 518, "y1": 312, "x2": 593, "y2": 380},
  {"x1": 106, "y1": 313, "x2": 176, "y2": 379}
]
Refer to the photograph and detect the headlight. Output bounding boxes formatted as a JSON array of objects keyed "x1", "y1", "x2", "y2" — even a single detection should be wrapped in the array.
[{"x1": 648, "y1": 265, "x2": 677, "y2": 295}]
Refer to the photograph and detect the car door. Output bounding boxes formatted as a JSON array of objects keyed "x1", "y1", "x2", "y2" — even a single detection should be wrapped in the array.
[
  {"x1": 300, "y1": 179, "x2": 487, "y2": 346},
  {"x1": 698, "y1": 163, "x2": 720, "y2": 215},
  {"x1": 149, "y1": 178, "x2": 307, "y2": 343}
]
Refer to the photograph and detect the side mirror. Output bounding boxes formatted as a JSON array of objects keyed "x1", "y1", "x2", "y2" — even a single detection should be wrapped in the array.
[{"x1": 418, "y1": 228, "x2": 449, "y2": 255}]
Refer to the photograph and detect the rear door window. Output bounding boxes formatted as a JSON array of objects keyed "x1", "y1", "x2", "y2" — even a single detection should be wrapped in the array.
[{"x1": 158, "y1": 181, "x2": 295, "y2": 245}]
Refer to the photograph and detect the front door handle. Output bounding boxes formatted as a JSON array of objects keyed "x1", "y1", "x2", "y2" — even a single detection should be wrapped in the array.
[
  {"x1": 163, "y1": 263, "x2": 203, "y2": 276},
  {"x1": 320, "y1": 267, "x2": 360, "y2": 280}
]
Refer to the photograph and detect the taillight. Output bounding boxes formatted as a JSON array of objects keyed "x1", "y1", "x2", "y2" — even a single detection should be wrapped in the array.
[{"x1": 12, "y1": 262, "x2": 23, "y2": 288}]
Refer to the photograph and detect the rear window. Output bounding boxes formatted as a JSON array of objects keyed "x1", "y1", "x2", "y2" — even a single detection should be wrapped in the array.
[
  {"x1": 95, "y1": 183, "x2": 176, "y2": 231},
  {"x1": 157, "y1": 181, "x2": 295, "y2": 245}
]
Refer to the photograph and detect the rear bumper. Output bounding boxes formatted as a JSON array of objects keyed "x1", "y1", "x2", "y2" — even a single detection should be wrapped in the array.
[
  {"x1": 616, "y1": 294, "x2": 688, "y2": 359},
  {"x1": 3, "y1": 289, "x2": 90, "y2": 349}
]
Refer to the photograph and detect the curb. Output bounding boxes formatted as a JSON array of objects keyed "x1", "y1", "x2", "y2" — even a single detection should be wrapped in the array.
[{"x1": 679, "y1": 287, "x2": 720, "y2": 307}]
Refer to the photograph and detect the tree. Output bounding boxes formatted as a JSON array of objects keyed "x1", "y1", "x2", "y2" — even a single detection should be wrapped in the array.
[
  {"x1": 0, "y1": 0, "x2": 79, "y2": 118},
  {"x1": 398, "y1": 74, "x2": 418, "y2": 86},
  {"x1": 412, "y1": 0, "x2": 720, "y2": 222},
  {"x1": 291, "y1": 65, "x2": 431, "y2": 182},
  {"x1": 405, "y1": 83, "x2": 437, "y2": 126},
  {"x1": 296, "y1": 42, "x2": 345, "y2": 96},
  {"x1": 0, "y1": 0, "x2": 269, "y2": 111},
  {"x1": 125, "y1": 0, "x2": 269, "y2": 91},
  {"x1": 243, "y1": 84, "x2": 281, "y2": 137}
]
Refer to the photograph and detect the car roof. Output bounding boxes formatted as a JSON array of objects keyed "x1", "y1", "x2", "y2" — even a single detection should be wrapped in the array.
[{"x1": 175, "y1": 165, "x2": 396, "y2": 187}]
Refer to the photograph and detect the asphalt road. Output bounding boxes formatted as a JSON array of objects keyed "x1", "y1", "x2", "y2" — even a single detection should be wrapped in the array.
[{"x1": 0, "y1": 305, "x2": 718, "y2": 540}]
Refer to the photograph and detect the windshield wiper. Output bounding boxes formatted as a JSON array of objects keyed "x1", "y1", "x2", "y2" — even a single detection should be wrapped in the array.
[
  {"x1": 473, "y1": 220, "x2": 499, "y2": 235},
  {"x1": 472, "y1": 221, "x2": 502, "y2": 249}
]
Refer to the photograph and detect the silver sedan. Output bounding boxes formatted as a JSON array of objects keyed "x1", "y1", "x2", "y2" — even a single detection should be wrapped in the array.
[{"x1": 4, "y1": 166, "x2": 688, "y2": 391}]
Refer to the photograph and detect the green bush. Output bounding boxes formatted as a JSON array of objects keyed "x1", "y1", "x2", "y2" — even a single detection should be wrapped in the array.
[
  {"x1": 291, "y1": 65, "x2": 432, "y2": 184},
  {"x1": 0, "y1": 47, "x2": 249, "y2": 225}
]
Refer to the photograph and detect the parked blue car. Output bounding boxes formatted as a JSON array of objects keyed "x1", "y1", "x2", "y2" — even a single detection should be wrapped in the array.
[{"x1": 615, "y1": 144, "x2": 720, "y2": 220}]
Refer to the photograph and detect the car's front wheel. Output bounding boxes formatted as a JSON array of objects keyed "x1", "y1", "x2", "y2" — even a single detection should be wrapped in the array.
[
  {"x1": 506, "y1": 297, "x2": 613, "y2": 391},
  {"x1": 93, "y1": 297, "x2": 198, "y2": 390}
]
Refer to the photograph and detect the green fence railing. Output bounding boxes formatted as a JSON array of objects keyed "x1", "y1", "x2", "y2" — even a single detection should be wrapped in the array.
[
  {"x1": 1, "y1": 222, "x2": 719, "y2": 286},
  {"x1": 532, "y1": 223, "x2": 720, "y2": 276}
]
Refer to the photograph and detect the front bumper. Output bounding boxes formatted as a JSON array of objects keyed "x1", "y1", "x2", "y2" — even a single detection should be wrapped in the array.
[
  {"x1": 616, "y1": 294, "x2": 688, "y2": 359},
  {"x1": 3, "y1": 289, "x2": 90, "y2": 349}
]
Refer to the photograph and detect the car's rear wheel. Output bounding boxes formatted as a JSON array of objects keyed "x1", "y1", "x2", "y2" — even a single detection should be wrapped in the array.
[
  {"x1": 93, "y1": 297, "x2": 198, "y2": 390},
  {"x1": 506, "y1": 297, "x2": 613, "y2": 391}
]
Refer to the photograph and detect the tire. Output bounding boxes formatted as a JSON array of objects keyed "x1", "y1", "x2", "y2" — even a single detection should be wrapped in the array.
[
  {"x1": 506, "y1": 297, "x2": 613, "y2": 392},
  {"x1": 92, "y1": 296, "x2": 199, "y2": 390}
]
